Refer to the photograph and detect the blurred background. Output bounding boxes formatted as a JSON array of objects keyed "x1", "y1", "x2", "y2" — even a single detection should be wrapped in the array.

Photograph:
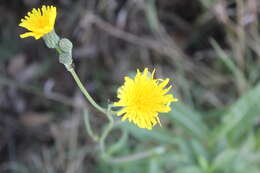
[{"x1": 0, "y1": 0, "x2": 260, "y2": 172}]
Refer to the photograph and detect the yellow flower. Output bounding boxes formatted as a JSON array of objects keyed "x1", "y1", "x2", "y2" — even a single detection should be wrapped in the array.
[
  {"x1": 114, "y1": 68, "x2": 178, "y2": 130},
  {"x1": 19, "y1": 5, "x2": 57, "y2": 39}
]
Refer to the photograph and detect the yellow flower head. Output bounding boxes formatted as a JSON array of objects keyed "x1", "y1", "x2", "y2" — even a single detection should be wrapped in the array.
[
  {"x1": 114, "y1": 68, "x2": 178, "y2": 130},
  {"x1": 19, "y1": 5, "x2": 57, "y2": 39}
]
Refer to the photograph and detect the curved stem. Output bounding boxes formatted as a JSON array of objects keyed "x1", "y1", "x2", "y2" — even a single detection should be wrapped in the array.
[
  {"x1": 83, "y1": 108, "x2": 99, "y2": 142},
  {"x1": 67, "y1": 67, "x2": 107, "y2": 115},
  {"x1": 100, "y1": 105, "x2": 114, "y2": 154},
  {"x1": 66, "y1": 65, "x2": 115, "y2": 155}
]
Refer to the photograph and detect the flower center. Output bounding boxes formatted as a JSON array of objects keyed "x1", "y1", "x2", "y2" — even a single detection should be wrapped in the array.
[
  {"x1": 130, "y1": 87, "x2": 156, "y2": 113},
  {"x1": 37, "y1": 17, "x2": 49, "y2": 28}
]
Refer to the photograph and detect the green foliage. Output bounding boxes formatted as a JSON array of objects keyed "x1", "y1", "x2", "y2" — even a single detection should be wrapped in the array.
[{"x1": 101, "y1": 82, "x2": 260, "y2": 173}]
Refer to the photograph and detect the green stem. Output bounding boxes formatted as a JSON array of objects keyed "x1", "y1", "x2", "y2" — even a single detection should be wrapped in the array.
[
  {"x1": 67, "y1": 67, "x2": 107, "y2": 115},
  {"x1": 100, "y1": 105, "x2": 114, "y2": 154},
  {"x1": 83, "y1": 108, "x2": 99, "y2": 142},
  {"x1": 65, "y1": 65, "x2": 115, "y2": 155}
]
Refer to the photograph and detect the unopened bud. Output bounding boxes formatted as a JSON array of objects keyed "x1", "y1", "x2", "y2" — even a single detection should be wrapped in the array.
[
  {"x1": 58, "y1": 38, "x2": 73, "y2": 67},
  {"x1": 59, "y1": 52, "x2": 73, "y2": 67},
  {"x1": 59, "y1": 38, "x2": 73, "y2": 53}
]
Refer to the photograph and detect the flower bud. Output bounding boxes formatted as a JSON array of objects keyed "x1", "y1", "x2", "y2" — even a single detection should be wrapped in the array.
[
  {"x1": 59, "y1": 38, "x2": 73, "y2": 53},
  {"x1": 58, "y1": 38, "x2": 73, "y2": 68},
  {"x1": 59, "y1": 52, "x2": 73, "y2": 68}
]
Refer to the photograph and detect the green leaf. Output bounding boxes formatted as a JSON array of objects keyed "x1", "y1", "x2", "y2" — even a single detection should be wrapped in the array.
[
  {"x1": 168, "y1": 102, "x2": 209, "y2": 140},
  {"x1": 214, "y1": 83, "x2": 260, "y2": 143},
  {"x1": 149, "y1": 158, "x2": 161, "y2": 173},
  {"x1": 120, "y1": 122, "x2": 180, "y2": 145},
  {"x1": 211, "y1": 150, "x2": 238, "y2": 171},
  {"x1": 176, "y1": 165, "x2": 202, "y2": 173}
]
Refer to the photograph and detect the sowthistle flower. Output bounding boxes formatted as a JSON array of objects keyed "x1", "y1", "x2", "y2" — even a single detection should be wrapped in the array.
[
  {"x1": 114, "y1": 68, "x2": 178, "y2": 130},
  {"x1": 19, "y1": 5, "x2": 57, "y2": 39},
  {"x1": 19, "y1": 5, "x2": 73, "y2": 67}
]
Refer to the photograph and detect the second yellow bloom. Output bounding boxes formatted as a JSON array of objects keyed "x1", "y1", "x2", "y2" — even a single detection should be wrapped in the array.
[{"x1": 114, "y1": 68, "x2": 178, "y2": 130}]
